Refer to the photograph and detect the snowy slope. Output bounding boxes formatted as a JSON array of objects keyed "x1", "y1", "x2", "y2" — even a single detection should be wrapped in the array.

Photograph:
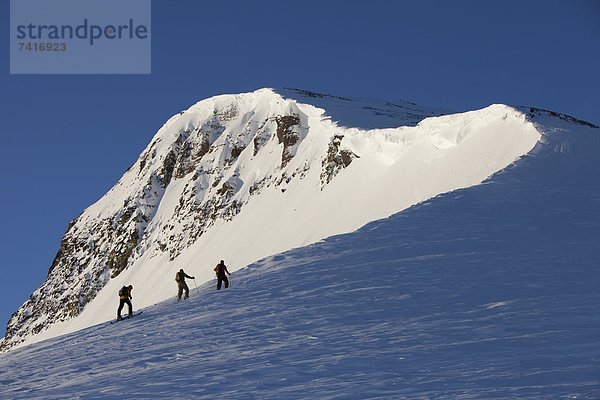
[
  {"x1": 2, "y1": 89, "x2": 541, "y2": 351},
  {"x1": 0, "y1": 110, "x2": 598, "y2": 399}
]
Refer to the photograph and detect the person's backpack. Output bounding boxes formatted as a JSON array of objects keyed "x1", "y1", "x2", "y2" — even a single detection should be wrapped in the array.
[
  {"x1": 175, "y1": 272, "x2": 180, "y2": 282},
  {"x1": 118, "y1": 286, "x2": 127, "y2": 297}
]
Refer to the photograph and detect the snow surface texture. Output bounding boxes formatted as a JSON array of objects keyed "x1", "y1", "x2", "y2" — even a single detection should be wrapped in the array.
[
  {"x1": 0, "y1": 111, "x2": 598, "y2": 399},
  {"x1": 2, "y1": 89, "x2": 541, "y2": 351}
]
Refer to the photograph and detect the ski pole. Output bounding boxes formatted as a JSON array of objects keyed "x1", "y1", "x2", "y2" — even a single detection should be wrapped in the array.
[{"x1": 193, "y1": 278, "x2": 199, "y2": 297}]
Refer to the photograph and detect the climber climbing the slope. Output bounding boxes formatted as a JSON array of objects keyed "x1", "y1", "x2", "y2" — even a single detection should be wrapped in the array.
[
  {"x1": 214, "y1": 260, "x2": 231, "y2": 290},
  {"x1": 175, "y1": 268, "x2": 195, "y2": 300},
  {"x1": 117, "y1": 285, "x2": 133, "y2": 320}
]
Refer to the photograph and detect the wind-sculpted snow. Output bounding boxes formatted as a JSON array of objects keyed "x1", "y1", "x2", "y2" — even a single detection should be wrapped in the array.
[
  {"x1": 2, "y1": 89, "x2": 541, "y2": 351},
  {"x1": 0, "y1": 112, "x2": 597, "y2": 398},
  {"x1": 276, "y1": 88, "x2": 448, "y2": 129}
]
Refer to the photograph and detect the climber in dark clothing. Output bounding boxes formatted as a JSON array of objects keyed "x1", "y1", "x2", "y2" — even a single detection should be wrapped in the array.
[
  {"x1": 175, "y1": 269, "x2": 195, "y2": 300},
  {"x1": 214, "y1": 260, "x2": 231, "y2": 290},
  {"x1": 117, "y1": 285, "x2": 133, "y2": 320}
]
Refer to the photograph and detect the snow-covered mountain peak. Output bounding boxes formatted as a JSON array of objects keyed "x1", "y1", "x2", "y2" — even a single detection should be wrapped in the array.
[
  {"x1": 2, "y1": 89, "x2": 546, "y2": 352},
  {"x1": 1, "y1": 99, "x2": 598, "y2": 399}
]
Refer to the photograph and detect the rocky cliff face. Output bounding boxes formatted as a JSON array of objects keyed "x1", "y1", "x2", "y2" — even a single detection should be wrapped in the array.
[{"x1": 3, "y1": 88, "x2": 545, "y2": 352}]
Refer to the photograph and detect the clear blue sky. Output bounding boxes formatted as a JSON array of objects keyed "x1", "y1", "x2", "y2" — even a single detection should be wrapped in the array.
[{"x1": 0, "y1": 0, "x2": 598, "y2": 335}]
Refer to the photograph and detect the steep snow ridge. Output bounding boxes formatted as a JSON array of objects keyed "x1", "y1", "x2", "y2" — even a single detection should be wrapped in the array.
[
  {"x1": 3, "y1": 89, "x2": 540, "y2": 351},
  {"x1": 320, "y1": 104, "x2": 540, "y2": 223}
]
